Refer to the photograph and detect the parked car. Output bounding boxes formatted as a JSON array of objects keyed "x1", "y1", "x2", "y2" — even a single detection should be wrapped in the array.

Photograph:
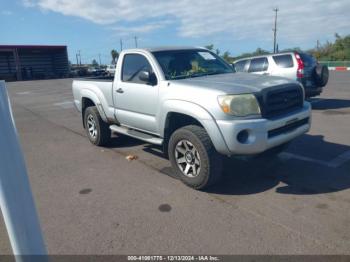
[
  {"x1": 87, "y1": 67, "x2": 106, "y2": 76},
  {"x1": 106, "y1": 64, "x2": 116, "y2": 76},
  {"x1": 233, "y1": 52, "x2": 329, "y2": 98},
  {"x1": 70, "y1": 67, "x2": 88, "y2": 77},
  {"x1": 72, "y1": 47, "x2": 311, "y2": 190}
]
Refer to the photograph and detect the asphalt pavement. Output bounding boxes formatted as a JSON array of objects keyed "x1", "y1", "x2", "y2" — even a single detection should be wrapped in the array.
[{"x1": 1, "y1": 72, "x2": 350, "y2": 254}]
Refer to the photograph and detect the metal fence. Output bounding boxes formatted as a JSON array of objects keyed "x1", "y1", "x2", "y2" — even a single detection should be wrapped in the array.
[{"x1": 319, "y1": 61, "x2": 350, "y2": 67}]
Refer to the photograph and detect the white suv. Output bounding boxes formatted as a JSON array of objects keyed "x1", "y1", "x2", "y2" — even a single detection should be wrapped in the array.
[
  {"x1": 106, "y1": 64, "x2": 116, "y2": 76},
  {"x1": 233, "y1": 52, "x2": 329, "y2": 98}
]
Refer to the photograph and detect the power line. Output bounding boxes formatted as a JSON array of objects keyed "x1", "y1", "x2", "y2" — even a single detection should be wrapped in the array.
[{"x1": 273, "y1": 7, "x2": 279, "y2": 54}]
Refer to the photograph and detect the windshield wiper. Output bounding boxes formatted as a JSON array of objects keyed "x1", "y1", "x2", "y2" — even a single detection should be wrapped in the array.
[
  {"x1": 169, "y1": 73, "x2": 205, "y2": 80},
  {"x1": 205, "y1": 71, "x2": 231, "y2": 76},
  {"x1": 169, "y1": 71, "x2": 230, "y2": 80}
]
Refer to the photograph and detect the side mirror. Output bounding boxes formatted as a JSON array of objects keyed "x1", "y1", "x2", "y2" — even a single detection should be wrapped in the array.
[
  {"x1": 139, "y1": 71, "x2": 157, "y2": 86},
  {"x1": 139, "y1": 71, "x2": 150, "y2": 82}
]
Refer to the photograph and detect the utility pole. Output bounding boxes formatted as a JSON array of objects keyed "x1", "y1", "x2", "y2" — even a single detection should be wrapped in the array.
[
  {"x1": 134, "y1": 36, "x2": 138, "y2": 48},
  {"x1": 273, "y1": 7, "x2": 279, "y2": 54},
  {"x1": 76, "y1": 53, "x2": 79, "y2": 66},
  {"x1": 98, "y1": 54, "x2": 102, "y2": 66},
  {"x1": 78, "y1": 50, "x2": 82, "y2": 66},
  {"x1": 120, "y1": 39, "x2": 123, "y2": 52}
]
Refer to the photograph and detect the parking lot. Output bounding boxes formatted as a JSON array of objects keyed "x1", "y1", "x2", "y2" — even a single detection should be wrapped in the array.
[{"x1": 1, "y1": 71, "x2": 350, "y2": 254}]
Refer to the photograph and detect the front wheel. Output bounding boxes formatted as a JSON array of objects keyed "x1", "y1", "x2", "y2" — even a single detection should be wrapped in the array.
[
  {"x1": 84, "y1": 106, "x2": 111, "y2": 146},
  {"x1": 168, "y1": 125, "x2": 223, "y2": 190}
]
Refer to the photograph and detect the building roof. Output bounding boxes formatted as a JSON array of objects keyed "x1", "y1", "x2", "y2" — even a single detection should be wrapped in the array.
[{"x1": 0, "y1": 45, "x2": 67, "y2": 49}]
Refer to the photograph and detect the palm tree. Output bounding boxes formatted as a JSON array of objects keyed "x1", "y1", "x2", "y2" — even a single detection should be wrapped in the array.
[
  {"x1": 222, "y1": 51, "x2": 231, "y2": 62},
  {"x1": 111, "y1": 49, "x2": 119, "y2": 65}
]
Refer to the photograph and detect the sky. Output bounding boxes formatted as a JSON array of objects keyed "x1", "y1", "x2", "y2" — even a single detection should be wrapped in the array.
[{"x1": 1, "y1": 0, "x2": 350, "y2": 65}]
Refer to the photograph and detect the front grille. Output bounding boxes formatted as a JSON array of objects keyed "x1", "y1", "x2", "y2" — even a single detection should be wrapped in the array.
[
  {"x1": 268, "y1": 118, "x2": 309, "y2": 138},
  {"x1": 257, "y1": 85, "x2": 304, "y2": 119}
]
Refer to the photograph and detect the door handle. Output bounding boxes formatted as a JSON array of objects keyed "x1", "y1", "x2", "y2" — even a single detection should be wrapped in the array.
[{"x1": 116, "y1": 88, "x2": 124, "y2": 94}]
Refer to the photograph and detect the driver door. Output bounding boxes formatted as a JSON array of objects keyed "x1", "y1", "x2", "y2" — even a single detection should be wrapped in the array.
[{"x1": 114, "y1": 53, "x2": 159, "y2": 134}]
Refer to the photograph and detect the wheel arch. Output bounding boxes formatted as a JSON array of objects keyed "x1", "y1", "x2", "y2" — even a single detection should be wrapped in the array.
[
  {"x1": 80, "y1": 89, "x2": 108, "y2": 127},
  {"x1": 160, "y1": 100, "x2": 230, "y2": 155}
]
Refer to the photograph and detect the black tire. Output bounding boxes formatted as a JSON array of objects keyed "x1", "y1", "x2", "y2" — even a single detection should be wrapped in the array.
[
  {"x1": 168, "y1": 125, "x2": 223, "y2": 190},
  {"x1": 84, "y1": 106, "x2": 111, "y2": 146},
  {"x1": 314, "y1": 65, "x2": 329, "y2": 87}
]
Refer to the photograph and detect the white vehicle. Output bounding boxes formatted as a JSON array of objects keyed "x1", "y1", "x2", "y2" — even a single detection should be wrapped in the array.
[
  {"x1": 233, "y1": 52, "x2": 329, "y2": 98},
  {"x1": 72, "y1": 47, "x2": 311, "y2": 189},
  {"x1": 106, "y1": 64, "x2": 116, "y2": 76}
]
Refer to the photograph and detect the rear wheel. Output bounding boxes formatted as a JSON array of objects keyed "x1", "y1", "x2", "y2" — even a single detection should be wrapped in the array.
[
  {"x1": 168, "y1": 125, "x2": 223, "y2": 190},
  {"x1": 84, "y1": 106, "x2": 111, "y2": 146}
]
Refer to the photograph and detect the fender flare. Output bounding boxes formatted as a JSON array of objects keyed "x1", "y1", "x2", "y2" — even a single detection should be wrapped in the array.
[
  {"x1": 159, "y1": 100, "x2": 230, "y2": 155},
  {"x1": 80, "y1": 89, "x2": 108, "y2": 122}
]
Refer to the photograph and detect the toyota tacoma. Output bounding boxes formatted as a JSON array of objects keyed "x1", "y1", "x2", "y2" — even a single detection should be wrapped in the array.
[{"x1": 72, "y1": 47, "x2": 311, "y2": 189}]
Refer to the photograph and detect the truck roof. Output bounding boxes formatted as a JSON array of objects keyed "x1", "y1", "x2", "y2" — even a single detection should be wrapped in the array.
[{"x1": 125, "y1": 46, "x2": 207, "y2": 53}]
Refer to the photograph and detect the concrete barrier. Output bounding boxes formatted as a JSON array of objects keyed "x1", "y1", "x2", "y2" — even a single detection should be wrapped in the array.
[
  {"x1": 0, "y1": 80, "x2": 47, "y2": 259},
  {"x1": 328, "y1": 67, "x2": 350, "y2": 71}
]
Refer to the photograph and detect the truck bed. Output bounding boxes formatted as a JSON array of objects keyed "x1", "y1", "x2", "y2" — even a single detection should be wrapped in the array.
[{"x1": 76, "y1": 76, "x2": 114, "y2": 82}]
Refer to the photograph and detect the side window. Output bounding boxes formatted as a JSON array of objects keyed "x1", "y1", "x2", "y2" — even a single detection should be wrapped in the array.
[
  {"x1": 273, "y1": 55, "x2": 294, "y2": 68},
  {"x1": 122, "y1": 54, "x2": 154, "y2": 84},
  {"x1": 234, "y1": 60, "x2": 247, "y2": 72},
  {"x1": 248, "y1": 57, "x2": 269, "y2": 72}
]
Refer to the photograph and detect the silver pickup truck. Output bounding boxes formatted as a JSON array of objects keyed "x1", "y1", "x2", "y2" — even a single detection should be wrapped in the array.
[{"x1": 72, "y1": 47, "x2": 311, "y2": 189}]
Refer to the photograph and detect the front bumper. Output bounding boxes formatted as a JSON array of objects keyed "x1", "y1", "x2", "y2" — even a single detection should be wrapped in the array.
[{"x1": 216, "y1": 102, "x2": 311, "y2": 155}]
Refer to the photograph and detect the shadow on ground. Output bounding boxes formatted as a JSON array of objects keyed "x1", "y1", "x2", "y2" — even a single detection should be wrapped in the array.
[
  {"x1": 208, "y1": 134, "x2": 350, "y2": 196},
  {"x1": 107, "y1": 132, "x2": 350, "y2": 196},
  {"x1": 310, "y1": 98, "x2": 350, "y2": 110},
  {"x1": 105, "y1": 134, "x2": 145, "y2": 148}
]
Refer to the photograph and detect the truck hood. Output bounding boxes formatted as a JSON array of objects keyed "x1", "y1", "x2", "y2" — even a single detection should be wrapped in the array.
[{"x1": 170, "y1": 72, "x2": 296, "y2": 94}]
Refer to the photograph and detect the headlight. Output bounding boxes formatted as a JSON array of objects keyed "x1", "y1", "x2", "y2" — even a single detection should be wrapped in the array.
[{"x1": 218, "y1": 94, "x2": 261, "y2": 117}]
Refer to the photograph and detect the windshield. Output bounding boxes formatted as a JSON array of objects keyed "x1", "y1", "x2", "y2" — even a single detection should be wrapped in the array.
[{"x1": 152, "y1": 49, "x2": 234, "y2": 80}]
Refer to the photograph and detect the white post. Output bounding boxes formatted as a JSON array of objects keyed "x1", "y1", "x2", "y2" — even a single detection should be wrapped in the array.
[{"x1": 0, "y1": 81, "x2": 47, "y2": 259}]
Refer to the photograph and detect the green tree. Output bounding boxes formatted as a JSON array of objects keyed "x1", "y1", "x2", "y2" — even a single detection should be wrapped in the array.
[
  {"x1": 111, "y1": 49, "x2": 119, "y2": 65},
  {"x1": 92, "y1": 59, "x2": 99, "y2": 67},
  {"x1": 222, "y1": 51, "x2": 231, "y2": 62},
  {"x1": 205, "y1": 44, "x2": 214, "y2": 51},
  {"x1": 204, "y1": 44, "x2": 222, "y2": 55},
  {"x1": 233, "y1": 47, "x2": 270, "y2": 60},
  {"x1": 308, "y1": 34, "x2": 350, "y2": 61}
]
